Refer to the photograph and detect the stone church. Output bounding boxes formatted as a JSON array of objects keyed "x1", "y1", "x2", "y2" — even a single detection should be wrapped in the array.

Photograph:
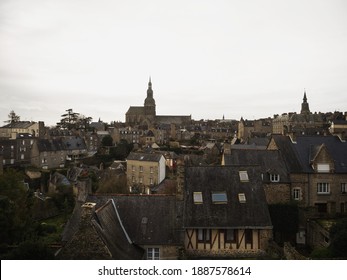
[
  {"x1": 272, "y1": 91, "x2": 325, "y2": 135},
  {"x1": 125, "y1": 78, "x2": 191, "y2": 127}
]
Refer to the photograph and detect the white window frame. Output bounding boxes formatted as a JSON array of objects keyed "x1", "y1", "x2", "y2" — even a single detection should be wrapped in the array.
[
  {"x1": 139, "y1": 166, "x2": 143, "y2": 172},
  {"x1": 270, "y1": 174, "x2": 280, "y2": 182},
  {"x1": 193, "y1": 192, "x2": 203, "y2": 204},
  {"x1": 147, "y1": 248, "x2": 160, "y2": 260},
  {"x1": 317, "y1": 183, "x2": 330, "y2": 194},
  {"x1": 238, "y1": 193, "x2": 246, "y2": 203},
  {"x1": 293, "y1": 188, "x2": 301, "y2": 200},
  {"x1": 317, "y1": 163, "x2": 330, "y2": 173},
  {"x1": 239, "y1": 171, "x2": 249, "y2": 182}
]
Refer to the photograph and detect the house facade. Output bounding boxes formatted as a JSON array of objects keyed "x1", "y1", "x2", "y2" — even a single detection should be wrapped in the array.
[
  {"x1": 184, "y1": 166, "x2": 273, "y2": 258},
  {"x1": 268, "y1": 135, "x2": 347, "y2": 216},
  {"x1": 0, "y1": 121, "x2": 45, "y2": 138},
  {"x1": 126, "y1": 152, "x2": 166, "y2": 194}
]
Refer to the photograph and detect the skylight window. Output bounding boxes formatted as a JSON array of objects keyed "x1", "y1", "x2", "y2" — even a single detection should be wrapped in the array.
[
  {"x1": 193, "y1": 192, "x2": 203, "y2": 204},
  {"x1": 239, "y1": 171, "x2": 249, "y2": 182},
  {"x1": 238, "y1": 193, "x2": 246, "y2": 203},
  {"x1": 212, "y1": 191, "x2": 228, "y2": 204}
]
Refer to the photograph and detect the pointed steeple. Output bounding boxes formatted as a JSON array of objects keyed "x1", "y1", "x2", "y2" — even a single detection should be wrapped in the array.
[
  {"x1": 144, "y1": 77, "x2": 156, "y2": 116},
  {"x1": 300, "y1": 89, "x2": 310, "y2": 114}
]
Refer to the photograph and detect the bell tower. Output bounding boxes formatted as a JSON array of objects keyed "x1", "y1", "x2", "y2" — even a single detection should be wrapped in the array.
[
  {"x1": 300, "y1": 90, "x2": 310, "y2": 115},
  {"x1": 144, "y1": 77, "x2": 156, "y2": 117}
]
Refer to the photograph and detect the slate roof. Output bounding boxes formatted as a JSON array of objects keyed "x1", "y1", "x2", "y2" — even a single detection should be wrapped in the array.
[
  {"x1": 127, "y1": 152, "x2": 163, "y2": 162},
  {"x1": 224, "y1": 149, "x2": 290, "y2": 183},
  {"x1": 1, "y1": 121, "x2": 34, "y2": 129},
  {"x1": 36, "y1": 137, "x2": 86, "y2": 152},
  {"x1": 62, "y1": 137, "x2": 87, "y2": 150},
  {"x1": 126, "y1": 106, "x2": 145, "y2": 115},
  {"x1": 292, "y1": 135, "x2": 347, "y2": 173},
  {"x1": 36, "y1": 139, "x2": 65, "y2": 152},
  {"x1": 88, "y1": 194, "x2": 183, "y2": 246},
  {"x1": 93, "y1": 200, "x2": 144, "y2": 259},
  {"x1": 184, "y1": 166, "x2": 272, "y2": 229},
  {"x1": 269, "y1": 135, "x2": 302, "y2": 173},
  {"x1": 270, "y1": 135, "x2": 347, "y2": 173}
]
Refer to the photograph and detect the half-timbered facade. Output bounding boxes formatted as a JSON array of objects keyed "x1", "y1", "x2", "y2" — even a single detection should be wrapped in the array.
[{"x1": 184, "y1": 166, "x2": 273, "y2": 258}]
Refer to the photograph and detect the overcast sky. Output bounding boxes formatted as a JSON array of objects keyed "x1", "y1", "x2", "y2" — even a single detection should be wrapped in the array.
[{"x1": 0, "y1": 0, "x2": 346, "y2": 126}]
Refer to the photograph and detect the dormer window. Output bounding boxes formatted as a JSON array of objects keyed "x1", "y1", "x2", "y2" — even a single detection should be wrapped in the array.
[
  {"x1": 193, "y1": 192, "x2": 203, "y2": 204},
  {"x1": 239, "y1": 171, "x2": 249, "y2": 182},
  {"x1": 317, "y1": 163, "x2": 330, "y2": 173},
  {"x1": 270, "y1": 174, "x2": 280, "y2": 182},
  {"x1": 238, "y1": 193, "x2": 246, "y2": 203},
  {"x1": 212, "y1": 191, "x2": 228, "y2": 204}
]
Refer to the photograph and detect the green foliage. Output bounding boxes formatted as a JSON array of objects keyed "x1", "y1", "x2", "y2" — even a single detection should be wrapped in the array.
[
  {"x1": 0, "y1": 169, "x2": 35, "y2": 244},
  {"x1": 101, "y1": 135, "x2": 113, "y2": 146},
  {"x1": 310, "y1": 247, "x2": 331, "y2": 259},
  {"x1": 3, "y1": 240, "x2": 55, "y2": 260},
  {"x1": 269, "y1": 203, "x2": 299, "y2": 243},
  {"x1": 111, "y1": 139, "x2": 133, "y2": 160},
  {"x1": 328, "y1": 218, "x2": 347, "y2": 258}
]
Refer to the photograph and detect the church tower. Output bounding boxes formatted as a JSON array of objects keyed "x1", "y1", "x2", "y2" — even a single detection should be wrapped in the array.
[
  {"x1": 144, "y1": 77, "x2": 156, "y2": 117},
  {"x1": 300, "y1": 90, "x2": 310, "y2": 115}
]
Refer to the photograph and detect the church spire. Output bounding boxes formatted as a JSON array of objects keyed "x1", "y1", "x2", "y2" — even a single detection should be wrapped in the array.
[
  {"x1": 300, "y1": 89, "x2": 310, "y2": 114},
  {"x1": 144, "y1": 77, "x2": 156, "y2": 116}
]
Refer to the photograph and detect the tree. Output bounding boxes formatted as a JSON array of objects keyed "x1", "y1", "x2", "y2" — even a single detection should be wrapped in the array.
[
  {"x1": 328, "y1": 218, "x2": 347, "y2": 258},
  {"x1": 101, "y1": 135, "x2": 113, "y2": 147},
  {"x1": 0, "y1": 169, "x2": 35, "y2": 244},
  {"x1": 5, "y1": 110, "x2": 20, "y2": 124},
  {"x1": 56, "y1": 109, "x2": 92, "y2": 131}
]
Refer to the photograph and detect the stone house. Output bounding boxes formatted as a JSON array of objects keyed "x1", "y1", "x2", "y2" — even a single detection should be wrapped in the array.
[
  {"x1": 0, "y1": 133, "x2": 35, "y2": 167},
  {"x1": 268, "y1": 135, "x2": 347, "y2": 216},
  {"x1": 183, "y1": 166, "x2": 273, "y2": 258},
  {"x1": 126, "y1": 152, "x2": 166, "y2": 194},
  {"x1": 237, "y1": 118, "x2": 272, "y2": 142},
  {"x1": 31, "y1": 139, "x2": 66, "y2": 169},
  {"x1": 0, "y1": 121, "x2": 45, "y2": 139}
]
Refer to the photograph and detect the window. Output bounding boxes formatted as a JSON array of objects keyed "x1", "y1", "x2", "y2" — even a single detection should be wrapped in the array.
[
  {"x1": 147, "y1": 248, "x2": 160, "y2": 260},
  {"x1": 212, "y1": 191, "x2": 228, "y2": 204},
  {"x1": 139, "y1": 166, "x2": 143, "y2": 172},
  {"x1": 341, "y1": 183, "x2": 347, "y2": 194},
  {"x1": 315, "y1": 203, "x2": 327, "y2": 213},
  {"x1": 317, "y1": 183, "x2": 330, "y2": 194},
  {"x1": 225, "y1": 229, "x2": 237, "y2": 242},
  {"x1": 132, "y1": 165, "x2": 135, "y2": 172},
  {"x1": 270, "y1": 174, "x2": 280, "y2": 182},
  {"x1": 239, "y1": 171, "x2": 249, "y2": 182},
  {"x1": 317, "y1": 163, "x2": 330, "y2": 173},
  {"x1": 293, "y1": 188, "x2": 301, "y2": 200},
  {"x1": 139, "y1": 177, "x2": 143, "y2": 183},
  {"x1": 193, "y1": 192, "x2": 203, "y2": 204},
  {"x1": 238, "y1": 193, "x2": 246, "y2": 203},
  {"x1": 132, "y1": 176, "x2": 135, "y2": 183},
  {"x1": 150, "y1": 167, "x2": 154, "y2": 173},
  {"x1": 197, "y1": 229, "x2": 211, "y2": 242},
  {"x1": 20, "y1": 154, "x2": 24, "y2": 160},
  {"x1": 150, "y1": 178, "x2": 153, "y2": 185}
]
